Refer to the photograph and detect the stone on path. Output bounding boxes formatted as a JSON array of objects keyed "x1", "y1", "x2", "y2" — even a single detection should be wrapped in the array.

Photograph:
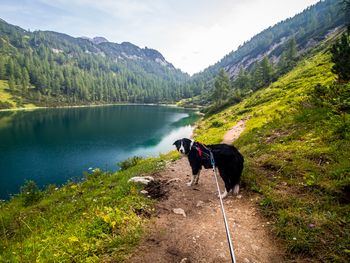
[{"x1": 173, "y1": 208, "x2": 186, "y2": 217}]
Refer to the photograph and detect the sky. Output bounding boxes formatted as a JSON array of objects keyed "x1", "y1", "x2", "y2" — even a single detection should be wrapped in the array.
[{"x1": 0, "y1": 0, "x2": 319, "y2": 75}]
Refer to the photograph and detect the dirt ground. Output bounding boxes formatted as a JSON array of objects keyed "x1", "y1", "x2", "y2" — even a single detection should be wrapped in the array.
[{"x1": 128, "y1": 121, "x2": 285, "y2": 263}]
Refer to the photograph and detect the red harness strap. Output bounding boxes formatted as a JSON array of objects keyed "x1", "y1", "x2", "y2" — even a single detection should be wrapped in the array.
[{"x1": 197, "y1": 147, "x2": 202, "y2": 157}]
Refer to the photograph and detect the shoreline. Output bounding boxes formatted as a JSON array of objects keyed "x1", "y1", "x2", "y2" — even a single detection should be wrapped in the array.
[{"x1": 0, "y1": 102, "x2": 200, "y2": 112}]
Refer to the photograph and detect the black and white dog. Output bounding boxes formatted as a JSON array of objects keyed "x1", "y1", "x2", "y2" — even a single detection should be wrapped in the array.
[{"x1": 173, "y1": 138, "x2": 244, "y2": 198}]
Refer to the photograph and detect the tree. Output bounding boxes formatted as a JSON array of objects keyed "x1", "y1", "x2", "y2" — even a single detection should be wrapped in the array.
[
  {"x1": 277, "y1": 37, "x2": 298, "y2": 75},
  {"x1": 233, "y1": 67, "x2": 251, "y2": 90},
  {"x1": 343, "y1": 0, "x2": 350, "y2": 33},
  {"x1": 331, "y1": 33, "x2": 350, "y2": 82},
  {"x1": 260, "y1": 57, "x2": 274, "y2": 85},
  {"x1": 212, "y1": 69, "x2": 230, "y2": 105},
  {"x1": 0, "y1": 59, "x2": 5, "y2": 79}
]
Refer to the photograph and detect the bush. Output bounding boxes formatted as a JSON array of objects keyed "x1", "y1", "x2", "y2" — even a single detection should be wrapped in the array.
[
  {"x1": 118, "y1": 156, "x2": 143, "y2": 171},
  {"x1": 20, "y1": 180, "x2": 43, "y2": 206}
]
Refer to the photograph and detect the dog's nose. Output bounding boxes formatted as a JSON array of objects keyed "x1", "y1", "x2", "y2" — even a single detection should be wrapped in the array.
[{"x1": 180, "y1": 150, "x2": 184, "y2": 153}]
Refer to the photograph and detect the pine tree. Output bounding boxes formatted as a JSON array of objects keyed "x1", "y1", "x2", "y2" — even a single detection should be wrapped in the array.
[
  {"x1": 212, "y1": 69, "x2": 230, "y2": 105},
  {"x1": 343, "y1": 0, "x2": 350, "y2": 33},
  {"x1": 8, "y1": 76, "x2": 16, "y2": 90},
  {"x1": 260, "y1": 57, "x2": 274, "y2": 85},
  {"x1": 0, "y1": 59, "x2": 5, "y2": 79},
  {"x1": 21, "y1": 68, "x2": 30, "y2": 91},
  {"x1": 331, "y1": 33, "x2": 350, "y2": 82}
]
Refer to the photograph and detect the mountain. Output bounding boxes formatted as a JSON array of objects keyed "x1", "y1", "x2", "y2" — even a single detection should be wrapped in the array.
[
  {"x1": 0, "y1": 19, "x2": 189, "y2": 108},
  {"x1": 185, "y1": 0, "x2": 347, "y2": 104}
]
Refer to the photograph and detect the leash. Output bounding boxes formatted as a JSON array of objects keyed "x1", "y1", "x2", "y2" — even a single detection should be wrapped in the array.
[{"x1": 210, "y1": 151, "x2": 237, "y2": 263}]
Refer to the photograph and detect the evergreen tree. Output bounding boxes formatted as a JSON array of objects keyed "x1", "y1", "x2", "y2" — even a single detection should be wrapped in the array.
[
  {"x1": 21, "y1": 68, "x2": 30, "y2": 91},
  {"x1": 0, "y1": 59, "x2": 5, "y2": 79},
  {"x1": 212, "y1": 69, "x2": 230, "y2": 105},
  {"x1": 331, "y1": 33, "x2": 350, "y2": 82},
  {"x1": 8, "y1": 76, "x2": 16, "y2": 90},
  {"x1": 260, "y1": 57, "x2": 274, "y2": 85},
  {"x1": 234, "y1": 67, "x2": 251, "y2": 90},
  {"x1": 343, "y1": 0, "x2": 350, "y2": 33}
]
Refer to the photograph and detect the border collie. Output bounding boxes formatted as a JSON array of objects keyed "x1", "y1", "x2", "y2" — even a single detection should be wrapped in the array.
[{"x1": 173, "y1": 138, "x2": 244, "y2": 198}]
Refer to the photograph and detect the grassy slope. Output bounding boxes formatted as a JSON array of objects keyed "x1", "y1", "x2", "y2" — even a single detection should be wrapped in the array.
[
  {"x1": 195, "y1": 43, "x2": 349, "y2": 260},
  {"x1": 0, "y1": 80, "x2": 36, "y2": 110},
  {"x1": 0, "y1": 152, "x2": 179, "y2": 262}
]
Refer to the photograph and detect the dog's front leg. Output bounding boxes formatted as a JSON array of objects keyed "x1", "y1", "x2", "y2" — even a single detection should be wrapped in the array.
[
  {"x1": 187, "y1": 156, "x2": 201, "y2": 186},
  {"x1": 187, "y1": 166, "x2": 201, "y2": 186},
  {"x1": 186, "y1": 174, "x2": 195, "y2": 186},
  {"x1": 187, "y1": 172, "x2": 200, "y2": 186},
  {"x1": 194, "y1": 170, "x2": 201, "y2": 185}
]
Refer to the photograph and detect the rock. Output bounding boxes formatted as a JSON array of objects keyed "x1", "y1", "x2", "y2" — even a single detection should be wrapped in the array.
[
  {"x1": 251, "y1": 244, "x2": 260, "y2": 252},
  {"x1": 244, "y1": 258, "x2": 250, "y2": 263},
  {"x1": 180, "y1": 258, "x2": 188, "y2": 263},
  {"x1": 128, "y1": 176, "x2": 154, "y2": 185},
  {"x1": 140, "y1": 190, "x2": 148, "y2": 194},
  {"x1": 173, "y1": 208, "x2": 186, "y2": 217},
  {"x1": 219, "y1": 252, "x2": 226, "y2": 259},
  {"x1": 196, "y1": 200, "x2": 204, "y2": 207},
  {"x1": 167, "y1": 178, "x2": 181, "y2": 184},
  {"x1": 236, "y1": 195, "x2": 242, "y2": 199}
]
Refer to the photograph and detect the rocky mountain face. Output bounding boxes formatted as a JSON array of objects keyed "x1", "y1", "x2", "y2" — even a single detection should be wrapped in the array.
[
  {"x1": 97, "y1": 41, "x2": 174, "y2": 69},
  {"x1": 191, "y1": 0, "x2": 345, "y2": 83}
]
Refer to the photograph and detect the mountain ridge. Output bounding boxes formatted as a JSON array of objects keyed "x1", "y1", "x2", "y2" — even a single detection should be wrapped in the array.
[
  {"x1": 186, "y1": 0, "x2": 346, "y2": 100},
  {"x1": 0, "y1": 18, "x2": 190, "y2": 108}
]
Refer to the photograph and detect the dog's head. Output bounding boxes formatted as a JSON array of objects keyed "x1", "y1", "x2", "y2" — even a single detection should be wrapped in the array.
[{"x1": 173, "y1": 138, "x2": 193, "y2": 155}]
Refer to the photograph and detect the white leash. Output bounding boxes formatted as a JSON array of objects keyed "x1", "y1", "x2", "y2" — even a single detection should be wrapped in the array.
[{"x1": 210, "y1": 151, "x2": 237, "y2": 263}]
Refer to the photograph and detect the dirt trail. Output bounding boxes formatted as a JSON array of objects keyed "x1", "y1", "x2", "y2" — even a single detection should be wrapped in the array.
[{"x1": 128, "y1": 120, "x2": 284, "y2": 263}]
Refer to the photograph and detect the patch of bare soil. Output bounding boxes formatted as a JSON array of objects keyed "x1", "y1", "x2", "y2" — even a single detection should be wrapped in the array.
[{"x1": 128, "y1": 120, "x2": 285, "y2": 263}]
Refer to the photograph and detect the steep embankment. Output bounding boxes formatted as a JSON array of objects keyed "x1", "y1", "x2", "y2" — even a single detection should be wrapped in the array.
[{"x1": 194, "y1": 38, "x2": 349, "y2": 261}]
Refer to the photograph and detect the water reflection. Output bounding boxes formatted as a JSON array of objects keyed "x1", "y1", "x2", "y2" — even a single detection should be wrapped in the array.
[{"x1": 0, "y1": 105, "x2": 198, "y2": 199}]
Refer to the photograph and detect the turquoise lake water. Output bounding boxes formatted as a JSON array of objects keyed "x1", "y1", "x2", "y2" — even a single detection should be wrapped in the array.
[{"x1": 0, "y1": 105, "x2": 198, "y2": 199}]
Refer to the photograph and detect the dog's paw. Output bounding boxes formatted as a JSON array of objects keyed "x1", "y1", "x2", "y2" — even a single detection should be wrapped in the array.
[
  {"x1": 233, "y1": 184, "x2": 240, "y2": 195},
  {"x1": 186, "y1": 182, "x2": 193, "y2": 186},
  {"x1": 218, "y1": 190, "x2": 228, "y2": 199}
]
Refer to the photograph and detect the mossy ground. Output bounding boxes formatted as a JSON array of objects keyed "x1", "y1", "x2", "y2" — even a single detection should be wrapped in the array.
[
  {"x1": 0, "y1": 152, "x2": 180, "y2": 262},
  {"x1": 195, "y1": 48, "x2": 350, "y2": 261}
]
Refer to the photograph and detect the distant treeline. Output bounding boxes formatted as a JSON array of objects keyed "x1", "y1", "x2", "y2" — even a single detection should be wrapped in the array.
[{"x1": 0, "y1": 21, "x2": 191, "y2": 106}]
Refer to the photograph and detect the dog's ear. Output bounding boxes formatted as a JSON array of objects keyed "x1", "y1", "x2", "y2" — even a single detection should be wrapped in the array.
[{"x1": 173, "y1": 140, "x2": 178, "y2": 145}]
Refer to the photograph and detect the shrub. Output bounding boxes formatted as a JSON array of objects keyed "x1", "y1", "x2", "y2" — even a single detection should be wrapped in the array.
[
  {"x1": 20, "y1": 180, "x2": 43, "y2": 206},
  {"x1": 118, "y1": 156, "x2": 143, "y2": 171}
]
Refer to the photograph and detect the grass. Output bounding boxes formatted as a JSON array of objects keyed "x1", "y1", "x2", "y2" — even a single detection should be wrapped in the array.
[
  {"x1": 195, "y1": 45, "x2": 350, "y2": 261},
  {"x1": 0, "y1": 80, "x2": 36, "y2": 110},
  {"x1": 0, "y1": 151, "x2": 180, "y2": 262},
  {"x1": 0, "y1": 80, "x2": 16, "y2": 109}
]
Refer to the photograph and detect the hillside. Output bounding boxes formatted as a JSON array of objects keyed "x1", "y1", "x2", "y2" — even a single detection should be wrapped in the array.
[
  {"x1": 0, "y1": 19, "x2": 190, "y2": 109},
  {"x1": 195, "y1": 32, "x2": 350, "y2": 261},
  {"x1": 184, "y1": 0, "x2": 346, "y2": 104}
]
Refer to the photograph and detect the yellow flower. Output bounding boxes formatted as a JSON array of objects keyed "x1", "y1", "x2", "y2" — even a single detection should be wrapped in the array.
[{"x1": 68, "y1": 236, "x2": 79, "y2": 242}]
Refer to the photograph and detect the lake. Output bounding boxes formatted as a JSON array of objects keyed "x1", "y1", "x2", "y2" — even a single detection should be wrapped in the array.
[{"x1": 0, "y1": 105, "x2": 198, "y2": 199}]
